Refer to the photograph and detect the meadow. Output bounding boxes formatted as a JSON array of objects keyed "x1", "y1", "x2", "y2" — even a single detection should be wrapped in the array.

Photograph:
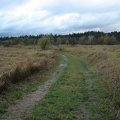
[{"x1": 0, "y1": 45, "x2": 120, "y2": 119}]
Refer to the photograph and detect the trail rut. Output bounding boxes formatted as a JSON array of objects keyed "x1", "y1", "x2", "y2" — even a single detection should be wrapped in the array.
[{"x1": 76, "y1": 57, "x2": 95, "y2": 120}]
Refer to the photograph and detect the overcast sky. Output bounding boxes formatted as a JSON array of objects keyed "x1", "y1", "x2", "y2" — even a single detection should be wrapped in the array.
[{"x1": 0, "y1": 0, "x2": 120, "y2": 36}]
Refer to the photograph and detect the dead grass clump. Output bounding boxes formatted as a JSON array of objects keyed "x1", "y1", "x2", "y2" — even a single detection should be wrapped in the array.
[
  {"x1": 0, "y1": 73, "x2": 12, "y2": 92},
  {"x1": 0, "y1": 47, "x2": 57, "y2": 93},
  {"x1": 86, "y1": 52, "x2": 108, "y2": 64}
]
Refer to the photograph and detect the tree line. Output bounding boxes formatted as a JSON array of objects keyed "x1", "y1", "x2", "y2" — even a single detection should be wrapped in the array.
[{"x1": 0, "y1": 31, "x2": 120, "y2": 47}]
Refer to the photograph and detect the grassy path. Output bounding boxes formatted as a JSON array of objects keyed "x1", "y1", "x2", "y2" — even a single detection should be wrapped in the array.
[
  {"x1": 25, "y1": 52, "x2": 111, "y2": 120},
  {"x1": 76, "y1": 56, "x2": 111, "y2": 120},
  {"x1": 25, "y1": 53, "x2": 84, "y2": 120}
]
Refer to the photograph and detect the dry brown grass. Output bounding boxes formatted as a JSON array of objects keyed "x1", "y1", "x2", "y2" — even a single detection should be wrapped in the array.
[
  {"x1": 0, "y1": 46, "x2": 57, "y2": 93},
  {"x1": 64, "y1": 45, "x2": 120, "y2": 119}
]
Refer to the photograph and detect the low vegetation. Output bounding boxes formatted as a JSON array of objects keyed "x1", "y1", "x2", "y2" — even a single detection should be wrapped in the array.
[
  {"x1": 64, "y1": 45, "x2": 120, "y2": 119},
  {"x1": 0, "y1": 39, "x2": 119, "y2": 119}
]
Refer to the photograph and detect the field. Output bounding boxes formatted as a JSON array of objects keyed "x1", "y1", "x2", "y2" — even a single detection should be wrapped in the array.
[{"x1": 0, "y1": 45, "x2": 120, "y2": 119}]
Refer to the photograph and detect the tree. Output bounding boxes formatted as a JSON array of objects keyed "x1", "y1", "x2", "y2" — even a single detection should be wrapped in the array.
[
  {"x1": 56, "y1": 37, "x2": 62, "y2": 45},
  {"x1": 103, "y1": 35, "x2": 117, "y2": 45},
  {"x1": 97, "y1": 36, "x2": 104, "y2": 44},
  {"x1": 38, "y1": 35, "x2": 51, "y2": 50},
  {"x1": 65, "y1": 40, "x2": 69, "y2": 45},
  {"x1": 87, "y1": 35, "x2": 96, "y2": 45},
  {"x1": 79, "y1": 36, "x2": 87, "y2": 45},
  {"x1": 66, "y1": 37, "x2": 77, "y2": 46}
]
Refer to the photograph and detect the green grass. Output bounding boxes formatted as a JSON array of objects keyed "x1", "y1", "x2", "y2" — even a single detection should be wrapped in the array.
[
  {"x1": 10, "y1": 90, "x2": 23, "y2": 100},
  {"x1": 77, "y1": 58, "x2": 112, "y2": 120},
  {"x1": 0, "y1": 102, "x2": 8, "y2": 113},
  {"x1": 78, "y1": 74, "x2": 112, "y2": 119},
  {"x1": 115, "y1": 53, "x2": 120, "y2": 58},
  {"x1": 25, "y1": 52, "x2": 112, "y2": 120}
]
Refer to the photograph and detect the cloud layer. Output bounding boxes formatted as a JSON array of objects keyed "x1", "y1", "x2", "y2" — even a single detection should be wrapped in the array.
[{"x1": 0, "y1": 0, "x2": 120, "y2": 36}]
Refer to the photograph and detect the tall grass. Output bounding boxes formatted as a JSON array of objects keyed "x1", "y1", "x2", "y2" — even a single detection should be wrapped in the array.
[{"x1": 0, "y1": 46, "x2": 57, "y2": 93}]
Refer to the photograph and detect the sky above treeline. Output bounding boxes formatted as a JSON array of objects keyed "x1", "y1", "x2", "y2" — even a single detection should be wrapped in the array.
[{"x1": 0, "y1": 0, "x2": 120, "y2": 36}]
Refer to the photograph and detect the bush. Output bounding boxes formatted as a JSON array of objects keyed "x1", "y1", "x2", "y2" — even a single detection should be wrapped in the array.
[
  {"x1": 103, "y1": 35, "x2": 117, "y2": 45},
  {"x1": 38, "y1": 36, "x2": 52, "y2": 50}
]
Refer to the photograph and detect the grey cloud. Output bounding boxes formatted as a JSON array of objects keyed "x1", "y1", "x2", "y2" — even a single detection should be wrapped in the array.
[{"x1": 0, "y1": 0, "x2": 120, "y2": 36}]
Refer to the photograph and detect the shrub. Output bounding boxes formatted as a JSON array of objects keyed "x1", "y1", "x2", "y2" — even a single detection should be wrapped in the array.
[{"x1": 38, "y1": 35, "x2": 52, "y2": 50}]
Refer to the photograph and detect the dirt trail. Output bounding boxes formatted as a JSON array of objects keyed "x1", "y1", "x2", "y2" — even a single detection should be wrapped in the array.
[
  {"x1": 2, "y1": 55, "x2": 67, "y2": 120},
  {"x1": 76, "y1": 57, "x2": 94, "y2": 120}
]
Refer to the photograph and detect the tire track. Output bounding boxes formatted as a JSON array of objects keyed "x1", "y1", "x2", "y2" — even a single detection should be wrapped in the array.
[{"x1": 76, "y1": 57, "x2": 95, "y2": 120}]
